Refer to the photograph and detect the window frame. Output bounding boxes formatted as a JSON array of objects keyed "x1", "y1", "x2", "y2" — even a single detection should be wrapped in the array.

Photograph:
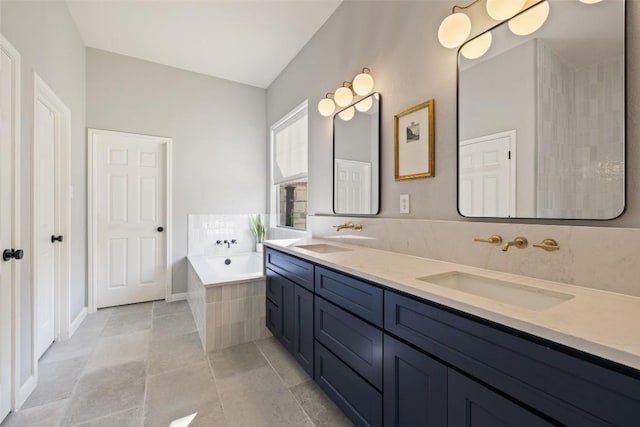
[{"x1": 270, "y1": 100, "x2": 309, "y2": 231}]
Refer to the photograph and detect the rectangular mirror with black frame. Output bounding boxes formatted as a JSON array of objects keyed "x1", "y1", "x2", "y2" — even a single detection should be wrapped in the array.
[
  {"x1": 458, "y1": 0, "x2": 625, "y2": 219},
  {"x1": 333, "y1": 93, "x2": 381, "y2": 215}
]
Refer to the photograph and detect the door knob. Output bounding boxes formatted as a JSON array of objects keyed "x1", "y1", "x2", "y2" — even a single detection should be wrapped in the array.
[
  {"x1": 3, "y1": 249, "x2": 24, "y2": 262},
  {"x1": 157, "y1": 227, "x2": 164, "y2": 232},
  {"x1": 51, "y1": 235, "x2": 63, "y2": 243}
]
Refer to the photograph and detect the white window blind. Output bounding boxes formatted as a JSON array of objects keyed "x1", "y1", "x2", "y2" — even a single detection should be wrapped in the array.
[{"x1": 273, "y1": 109, "x2": 308, "y2": 185}]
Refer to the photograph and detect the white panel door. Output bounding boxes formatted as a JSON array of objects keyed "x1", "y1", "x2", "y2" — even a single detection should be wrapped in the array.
[
  {"x1": 34, "y1": 100, "x2": 56, "y2": 359},
  {"x1": 0, "y1": 45, "x2": 15, "y2": 423},
  {"x1": 335, "y1": 159, "x2": 371, "y2": 214},
  {"x1": 459, "y1": 133, "x2": 514, "y2": 217},
  {"x1": 95, "y1": 133, "x2": 166, "y2": 308}
]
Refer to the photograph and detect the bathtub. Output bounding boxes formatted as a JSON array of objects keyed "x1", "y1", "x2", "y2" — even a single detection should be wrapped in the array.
[
  {"x1": 187, "y1": 253, "x2": 269, "y2": 352},
  {"x1": 189, "y1": 252, "x2": 264, "y2": 286}
]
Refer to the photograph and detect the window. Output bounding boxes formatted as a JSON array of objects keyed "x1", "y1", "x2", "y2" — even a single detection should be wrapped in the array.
[{"x1": 271, "y1": 101, "x2": 308, "y2": 230}]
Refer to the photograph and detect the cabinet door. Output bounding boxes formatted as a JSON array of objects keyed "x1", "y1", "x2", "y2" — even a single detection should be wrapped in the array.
[
  {"x1": 448, "y1": 369, "x2": 556, "y2": 427},
  {"x1": 383, "y1": 334, "x2": 447, "y2": 426},
  {"x1": 294, "y1": 285, "x2": 314, "y2": 376},
  {"x1": 279, "y1": 277, "x2": 295, "y2": 353},
  {"x1": 266, "y1": 299, "x2": 281, "y2": 337}
]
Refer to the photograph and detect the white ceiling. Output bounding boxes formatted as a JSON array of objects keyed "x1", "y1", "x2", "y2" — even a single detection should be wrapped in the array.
[{"x1": 66, "y1": 0, "x2": 342, "y2": 88}]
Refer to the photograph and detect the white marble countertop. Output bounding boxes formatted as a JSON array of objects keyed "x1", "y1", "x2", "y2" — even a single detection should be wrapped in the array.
[{"x1": 264, "y1": 238, "x2": 640, "y2": 371}]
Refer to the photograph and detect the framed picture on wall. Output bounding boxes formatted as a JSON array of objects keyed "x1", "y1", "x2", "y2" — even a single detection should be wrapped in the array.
[{"x1": 394, "y1": 99, "x2": 435, "y2": 180}]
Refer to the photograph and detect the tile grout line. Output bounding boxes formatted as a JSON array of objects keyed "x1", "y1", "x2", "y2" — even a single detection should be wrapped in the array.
[
  {"x1": 254, "y1": 340, "x2": 318, "y2": 427},
  {"x1": 206, "y1": 346, "x2": 232, "y2": 427},
  {"x1": 57, "y1": 308, "x2": 114, "y2": 427}
]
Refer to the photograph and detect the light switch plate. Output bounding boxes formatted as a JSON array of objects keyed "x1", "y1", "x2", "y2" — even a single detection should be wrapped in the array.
[{"x1": 400, "y1": 194, "x2": 410, "y2": 214}]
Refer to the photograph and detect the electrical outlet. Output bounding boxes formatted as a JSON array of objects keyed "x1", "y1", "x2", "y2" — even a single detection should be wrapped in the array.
[{"x1": 400, "y1": 194, "x2": 410, "y2": 214}]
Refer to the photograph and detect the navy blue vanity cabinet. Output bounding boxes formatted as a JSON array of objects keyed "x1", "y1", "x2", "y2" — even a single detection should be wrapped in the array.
[
  {"x1": 293, "y1": 284, "x2": 314, "y2": 376},
  {"x1": 384, "y1": 290, "x2": 640, "y2": 426},
  {"x1": 383, "y1": 334, "x2": 447, "y2": 426},
  {"x1": 266, "y1": 248, "x2": 314, "y2": 291},
  {"x1": 448, "y1": 370, "x2": 555, "y2": 427},
  {"x1": 315, "y1": 341, "x2": 383, "y2": 427},
  {"x1": 315, "y1": 295, "x2": 383, "y2": 389},
  {"x1": 265, "y1": 268, "x2": 295, "y2": 353},
  {"x1": 312, "y1": 267, "x2": 385, "y2": 427},
  {"x1": 265, "y1": 249, "x2": 315, "y2": 376},
  {"x1": 315, "y1": 266, "x2": 383, "y2": 327}
]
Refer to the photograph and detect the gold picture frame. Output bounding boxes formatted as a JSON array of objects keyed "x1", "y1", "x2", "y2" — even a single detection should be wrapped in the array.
[{"x1": 394, "y1": 99, "x2": 435, "y2": 180}]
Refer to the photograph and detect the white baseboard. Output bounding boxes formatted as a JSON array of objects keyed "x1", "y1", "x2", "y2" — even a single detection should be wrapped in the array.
[
  {"x1": 15, "y1": 375, "x2": 36, "y2": 410},
  {"x1": 69, "y1": 307, "x2": 88, "y2": 337},
  {"x1": 167, "y1": 292, "x2": 187, "y2": 302}
]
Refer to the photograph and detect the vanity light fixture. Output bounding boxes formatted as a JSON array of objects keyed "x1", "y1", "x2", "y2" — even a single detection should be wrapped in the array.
[
  {"x1": 317, "y1": 67, "x2": 375, "y2": 116},
  {"x1": 334, "y1": 82, "x2": 354, "y2": 107},
  {"x1": 318, "y1": 93, "x2": 336, "y2": 117},
  {"x1": 353, "y1": 68, "x2": 374, "y2": 96},
  {"x1": 508, "y1": 0, "x2": 550, "y2": 36},
  {"x1": 486, "y1": 0, "x2": 527, "y2": 20},
  {"x1": 439, "y1": 0, "x2": 586, "y2": 56},
  {"x1": 355, "y1": 96, "x2": 373, "y2": 113},
  {"x1": 461, "y1": 31, "x2": 493, "y2": 59},
  {"x1": 338, "y1": 106, "x2": 355, "y2": 121}
]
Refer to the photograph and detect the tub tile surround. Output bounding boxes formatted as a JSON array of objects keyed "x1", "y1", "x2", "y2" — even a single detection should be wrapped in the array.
[
  {"x1": 187, "y1": 261, "x2": 269, "y2": 352},
  {"x1": 188, "y1": 214, "x2": 265, "y2": 256},
  {"x1": 310, "y1": 215, "x2": 640, "y2": 297}
]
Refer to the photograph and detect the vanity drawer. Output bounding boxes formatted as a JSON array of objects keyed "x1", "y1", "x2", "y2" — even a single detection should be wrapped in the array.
[
  {"x1": 315, "y1": 296, "x2": 383, "y2": 389},
  {"x1": 315, "y1": 341, "x2": 382, "y2": 427},
  {"x1": 265, "y1": 248, "x2": 314, "y2": 291},
  {"x1": 384, "y1": 290, "x2": 639, "y2": 426},
  {"x1": 315, "y1": 266, "x2": 383, "y2": 327}
]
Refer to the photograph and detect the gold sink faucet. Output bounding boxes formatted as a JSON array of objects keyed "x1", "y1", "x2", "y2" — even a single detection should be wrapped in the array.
[
  {"x1": 333, "y1": 223, "x2": 363, "y2": 232},
  {"x1": 501, "y1": 236, "x2": 528, "y2": 252}
]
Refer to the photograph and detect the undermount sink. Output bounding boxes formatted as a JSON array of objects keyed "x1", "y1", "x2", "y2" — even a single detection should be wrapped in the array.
[
  {"x1": 417, "y1": 271, "x2": 575, "y2": 311},
  {"x1": 295, "y1": 243, "x2": 352, "y2": 254}
]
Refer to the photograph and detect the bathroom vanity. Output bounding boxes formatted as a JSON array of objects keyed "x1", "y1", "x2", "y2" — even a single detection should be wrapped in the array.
[{"x1": 264, "y1": 241, "x2": 640, "y2": 426}]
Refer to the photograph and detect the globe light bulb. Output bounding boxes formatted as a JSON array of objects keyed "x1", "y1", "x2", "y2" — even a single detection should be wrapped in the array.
[
  {"x1": 486, "y1": 0, "x2": 526, "y2": 20},
  {"x1": 438, "y1": 12, "x2": 471, "y2": 49},
  {"x1": 461, "y1": 31, "x2": 492, "y2": 60},
  {"x1": 338, "y1": 106, "x2": 355, "y2": 121},
  {"x1": 353, "y1": 71, "x2": 374, "y2": 96},
  {"x1": 355, "y1": 96, "x2": 373, "y2": 113},
  {"x1": 508, "y1": 1, "x2": 550, "y2": 36},
  {"x1": 334, "y1": 86, "x2": 353, "y2": 107},
  {"x1": 317, "y1": 98, "x2": 335, "y2": 117}
]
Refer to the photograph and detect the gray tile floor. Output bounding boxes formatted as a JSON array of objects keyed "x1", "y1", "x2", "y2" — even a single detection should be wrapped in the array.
[{"x1": 1, "y1": 301, "x2": 352, "y2": 427}]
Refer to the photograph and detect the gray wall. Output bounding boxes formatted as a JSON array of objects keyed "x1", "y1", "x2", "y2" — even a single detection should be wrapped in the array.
[
  {"x1": 266, "y1": 0, "x2": 640, "y2": 227},
  {"x1": 0, "y1": 0, "x2": 86, "y2": 384},
  {"x1": 86, "y1": 48, "x2": 267, "y2": 295}
]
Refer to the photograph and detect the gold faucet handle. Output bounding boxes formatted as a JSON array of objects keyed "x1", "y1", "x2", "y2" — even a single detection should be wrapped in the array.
[
  {"x1": 473, "y1": 235, "x2": 503, "y2": 245},
  {"x1": 533, "y1": 238, "x2": 560, "y2": 252}
]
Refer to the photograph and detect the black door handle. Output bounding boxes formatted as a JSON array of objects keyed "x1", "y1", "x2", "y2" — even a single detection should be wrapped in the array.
[
  {"x1": 3, "y1": 249, "x2": 24, "y2": 262},
  {"x1": 51, "y1": 235, "x2": 63, "y2": 243},
  {"x1": 157, "y1": 227, "x2": 164, "y2": 232}
]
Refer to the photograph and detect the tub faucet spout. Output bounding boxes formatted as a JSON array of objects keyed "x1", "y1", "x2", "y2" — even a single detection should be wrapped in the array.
[{"x1": 223, "y1": 239, "x2": 237, "y2": 249}]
